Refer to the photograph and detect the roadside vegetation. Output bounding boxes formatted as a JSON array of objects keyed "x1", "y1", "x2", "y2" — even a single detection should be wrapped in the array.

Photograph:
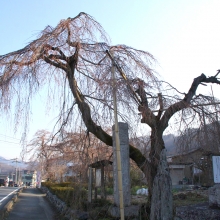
[{"x1": 42, "y1": 180, "x2": 208, "y2": 220}]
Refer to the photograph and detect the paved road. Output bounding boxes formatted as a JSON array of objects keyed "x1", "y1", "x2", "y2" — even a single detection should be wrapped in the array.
[
  {"x1": 0, "y1": 187, "x2": 20, "y2": 207},
  {"x1": 5, "y1": 188, "x2": 58, "y2": 220}
]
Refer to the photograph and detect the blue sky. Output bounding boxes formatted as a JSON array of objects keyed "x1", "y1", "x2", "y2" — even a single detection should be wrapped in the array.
[{"x1": 0, "y1": 0, "x2": 220, "y2": 159}]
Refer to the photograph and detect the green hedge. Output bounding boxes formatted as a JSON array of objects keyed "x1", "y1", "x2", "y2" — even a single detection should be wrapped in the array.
[
  {"x1": 42, "y1": 182, "x2": 88, "y2": 209},
  {"x1": 41, "y1": 182, "x2": 72, "y2": 187}
]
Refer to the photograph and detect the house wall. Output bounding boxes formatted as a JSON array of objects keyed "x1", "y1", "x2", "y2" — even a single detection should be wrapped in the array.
[
  {"x1": 184, "y1": 165, "x2": 192, "y2": 179},
  {"x1": 170, "y1": 168, "x2": 184, "y2": 185},
  {"x1": 169, "y1": 164, "x2": 193, "y2": 185}
]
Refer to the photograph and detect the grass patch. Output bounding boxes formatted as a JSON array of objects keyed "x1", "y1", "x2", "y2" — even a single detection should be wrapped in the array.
[
  {"x1": 96, "y1": 187, "x2": 113, "y2": 195},
  {"x1": 87, "y1": 198, "x2": 114, "y2": 220},
  {"x1": 173, "y1": 191, "x2": 208, "y2": 207}
]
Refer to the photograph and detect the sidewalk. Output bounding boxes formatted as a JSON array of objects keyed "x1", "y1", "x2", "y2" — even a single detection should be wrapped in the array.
[{"x1": 5, "y1": 188, "x2": 58, "y2": 220}]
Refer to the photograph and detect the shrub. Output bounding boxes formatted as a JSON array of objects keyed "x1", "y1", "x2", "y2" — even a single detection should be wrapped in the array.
[
  {"x1": 53, "y1": 186, "x2": 87, "y2": 209},
  {"x1": 42, "y1": 182, "x2": 88, "y2": 209},
  {"x1": 41, "y1": 181, "x2": 53, "y2": 188},
  {"x1": 105, "y1": 187, "x2": 113, "y2": 195},
  {"x1": 56, "y1": 182, "x2": 72, "y2": 187}
]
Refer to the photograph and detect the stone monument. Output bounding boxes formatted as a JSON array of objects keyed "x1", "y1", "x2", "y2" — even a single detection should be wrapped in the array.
[{"x1": 109, "y1": 122, "x2": 139, "y2": 218}]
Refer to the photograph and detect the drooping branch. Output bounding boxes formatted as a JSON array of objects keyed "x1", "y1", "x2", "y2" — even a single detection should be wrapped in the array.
[
  {"x1": 73, "y1": 80, "x2": 151, "y2": 171},
  {"x1": 106, "y1": 49, "x2": 142, "y2": 105},
  {"x1": 62, "y1": 47, "x2": 152, "y2": 171},
  {"x1": 160, "y1": 72, "x2": 220, "y2": 131},
  {"x1": 0, "y1": 12, "x2": 157, "y2": 187}
]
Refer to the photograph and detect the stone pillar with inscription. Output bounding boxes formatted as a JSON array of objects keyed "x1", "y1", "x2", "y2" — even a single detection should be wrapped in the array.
[{"x1": 112, "y1": 122, "x2": 131, "y2": 206}]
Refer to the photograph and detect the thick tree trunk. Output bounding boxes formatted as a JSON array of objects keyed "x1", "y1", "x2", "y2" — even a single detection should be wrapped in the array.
[
  {"x1": 150, "y1": 149, "x2": 173, "y2": 220},
  {"x1": 147, "y1": 127, "x2": 165, "y2": 199},
  {"x1": 143, "y1": 126, "x2": 173, "y2": 219}
]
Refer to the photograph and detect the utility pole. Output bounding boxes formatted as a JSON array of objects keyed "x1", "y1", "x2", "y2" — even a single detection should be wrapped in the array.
[
  {"x1": 11, "y1": 158, "x2": 20, "y2": 185},
  {"x1": 111, "y1": 51, "x2": 125, "y2": 220}
]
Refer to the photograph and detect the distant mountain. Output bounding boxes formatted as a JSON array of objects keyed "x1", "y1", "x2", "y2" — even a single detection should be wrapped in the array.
[
  {"x1": 0, "y1": 156, "x2": 27, "y2": 169},
  {"x1": 131, "y1": 133, "x2": 178, "y2": 157},
  {"x1": 163, "y1": 134, "x2": 178, "y2": 156},
  {"x1": 0, "y1": 156, "x2": 8, "y2": 162}
]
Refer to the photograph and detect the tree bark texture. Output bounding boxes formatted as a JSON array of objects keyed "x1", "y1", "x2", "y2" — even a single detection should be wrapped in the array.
[{"x1": 150, "y1": 149, "x2": 173, "y2": 220}]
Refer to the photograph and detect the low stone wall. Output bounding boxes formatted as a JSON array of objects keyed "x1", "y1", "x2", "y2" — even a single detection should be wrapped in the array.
[
  {"x1": 174, "y1": 185, "x2": 220, "y2": 220},
  {"x1": 40, "y1": 186, "x2": 88, "y2": 220},
  {"x1": 174, "y1": 202, "x2": 220, "y2": 220},
  {"x1": 209, "y1": 184, "x2": 220, "y2": 208},
  {"x1": 0, "y1": 187, "x2": 23, "y2": 219}
]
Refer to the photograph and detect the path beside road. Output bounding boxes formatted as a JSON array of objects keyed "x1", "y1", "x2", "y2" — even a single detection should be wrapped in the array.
[{"x1": 5, "y1": 188, "x2": 58, "y2": 220}]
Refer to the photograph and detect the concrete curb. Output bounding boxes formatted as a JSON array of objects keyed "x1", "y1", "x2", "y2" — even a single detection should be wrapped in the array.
[{"x1": 0, "y1": 187, "x2": 23, "y2": 219}]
